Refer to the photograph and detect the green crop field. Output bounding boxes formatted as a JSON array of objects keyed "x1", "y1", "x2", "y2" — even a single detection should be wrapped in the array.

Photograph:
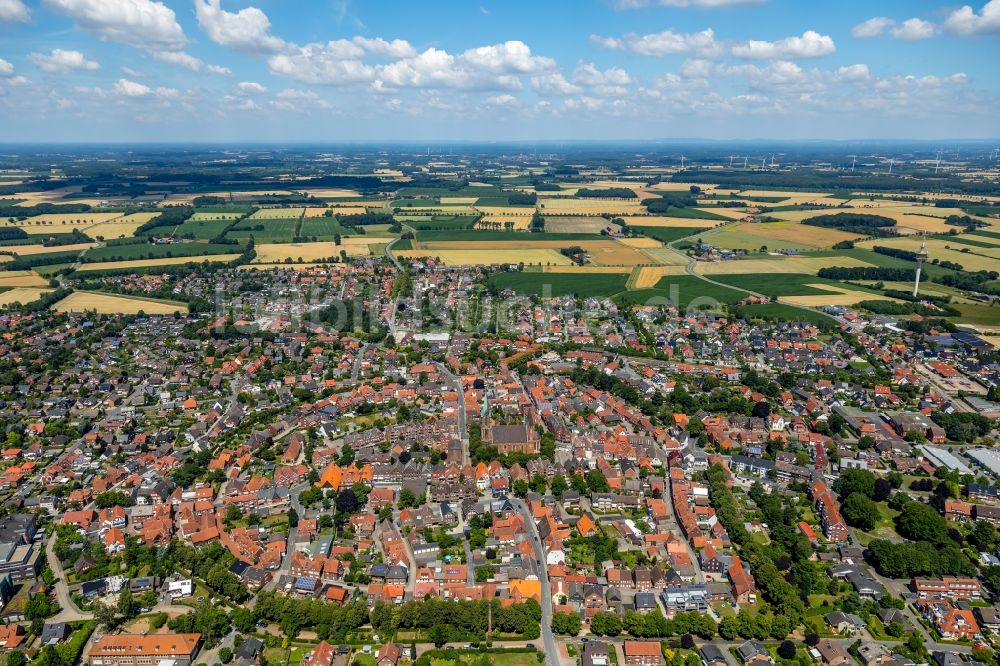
[
  {"x1": 300, "y1": 217, "x2": 351, "y2": 240},
  {"x1": 488, "y1": 271, "x2": 628, "y2": 297},
  {"x1": 711, "y1": 273, "x2": 882, "y2": 298},
  {"x1": 612, "y1": 276, "x2": 745, "y2": 308},
  {"x1": 82, "y1": 242, "x2": 242, "y2": 263},
  {"x1": 653, "y1": 207, "x2": 730, "y2": 221},
  {"x1": 637, "y1": 226, "x2": 712, "y2": 244},
  {"x1": 228, "y1": 219, "x2": 299, "y2": 243},
  {"x1": 731, "y1": 303, "x2": 837, "y2": 326},
  {"x1": 173, "y1": 218, "x2": 235, "y2": 239}
]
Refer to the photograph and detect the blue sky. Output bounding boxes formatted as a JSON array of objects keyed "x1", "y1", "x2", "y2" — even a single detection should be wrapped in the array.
[{"x1": 0, "y1": 0, "x2": 997, "y2": 142}]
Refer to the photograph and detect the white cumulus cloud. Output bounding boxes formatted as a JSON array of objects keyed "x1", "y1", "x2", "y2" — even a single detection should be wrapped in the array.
[
  {"x1": 236, "y1": 81, "x2": 266, "y2": 95},
  {"x1": 114, "y1": 78, "x2": 152, "y2": 96},
  {"x1": 0, "y1": 0, "x2": 30, "y2": 22},
  {"x1": 891, "y1": 18, "x2": 936, "y2": 40},
  {"x1": 29, "y1": 49, "x2": 101, "y2": 73},
  {"x1": 194, "y1": 0, "x2": 285, "y2": 54},
  {"x1": 731, "y1": 30, "x2": 835, "y2": 59},
  {"x1": 943, "y1": 0, "x2": 1000, "y2": 35},
  {"x1": 43, "y1": 0, "x2": 187, "y2": 51},
  {"x1": 0, "y1": 58, "x2": 14, "y2": 77},
  {"x1": 151, "y1": 50, "x2": 230, "y2": 75},
  {"x1": 591, "y1": 28, "x2": 720, "y2": 57},
  {"x1": 852, "y1": 17, "x2": 895, "y2": 38}
]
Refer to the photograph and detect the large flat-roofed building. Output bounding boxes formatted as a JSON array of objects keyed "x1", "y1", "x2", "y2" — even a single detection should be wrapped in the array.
[
  {"x1": 0, "y1": 542, "x2": 41, "y2": 581},
  {"x1": 920, "y1": 446, "x2": 973, "y2": 475},
  {"x1": 90, "y1": 633, "x2": 202, "y2": 666}
]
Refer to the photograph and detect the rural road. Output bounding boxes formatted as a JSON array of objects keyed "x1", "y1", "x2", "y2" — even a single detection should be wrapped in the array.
[{"x1": 46, "y1": 532, "x2": 92, "y2": 622}]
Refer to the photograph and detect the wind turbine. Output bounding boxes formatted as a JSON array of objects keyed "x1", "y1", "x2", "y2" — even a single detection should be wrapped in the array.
[
  {"x1": 848, "y1": 155, "x2": 857, "y2": 173},
  {"x1": 760, "y1": 156, "x2": 766, "y2": 169},
  {"x1": 934, "y1": 151, "x2": 942, "y2": 174},
  {"x1": 887, "y1": 158, "x2": 895, "y2": 175},
  {"x1": 679, "y1": 155, "x2": 687, "y2": 169},
  {"x1": 769, "y1": 154, "x2": 775, "y2": 167},
  {"x1": 728, "y1": 155, "x2": 736, "y2": 168},
  {"x1": 743, "y1": 156, "x2": 749, "y2": 169}
]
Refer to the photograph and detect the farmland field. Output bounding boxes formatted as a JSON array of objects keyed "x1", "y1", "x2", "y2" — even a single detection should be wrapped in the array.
[
  {"x1": 699, "y1": 221, "x2": 859, "y2": 250},
  {"x1": 477, "y1": 216, "x2": 531, "y2": 231},
  {"x1": 9, "y1": 242, "x2": 96, "y2": 256},
  {"x1": 0, "y1": 270, "x2": 49, "y2": 287},
  {"x1": 411, "y1": 239, "x2": 654, "y2": 267},
  {"x1": 0, "y1": 287, "x2": 52, "y2": 307},
  {"x1": 87, "y1": 212, "x2": 160, "y2": 239},
  {"x1": 637, "y1": 227, "x2": 711, "y2": 244},
  {"x1": 52, "y1": 290, "x2": 188, "y2": 314},
  {"x1": 75, "y1": 254, "x2": 242, "y2": 272},
  {"x1": 711, "y1": 273, "x2": 883, "y2": 298},
  {"x1": 299, "y1": 217, "x2": 351, "y2": 239},
  {"x1": 619, "y1": 216, "x2": 726, "y2": 228},
  {"x1": 307, "y1": 206, "x2": 370, "y2": 217},
  {"x1": 629, "y1": 266, "x2": 688, "y2": 288},
  {"x1": 395, "y1": 248, "x2": 573, "y2": 266},
  {"x1": 542, "y1": 217, "x2": 620, "y2": 234},
  {"x1": 190, "y1": 211, "x2": 244, "y2": 221},
  {"x1": 488, "y1": 271, "x2": 628, "y2": 296},
  {"x1": 617, "y1": 237, "x2": 663, "y2": 248},
  {"x1": 83, "y1": 242, "x2": 241, "y2": 262},
  {"x1": 228, "y1": 219, "x2": 299, "y2": 242},
  {"x1": 537, "y1": 198, "x2": 644, "y2": 215},
  {"x1": 248, "y1": 208, "x2": 304, "y2": 220},
  {"x1": 173, "y1": 218, "x2": 234, "y2": 239},
  {"x1": 541, "y1": 266, "x2": 631, "y2": 274},
  {"x1": 697, "y1": 255, "x2": 876, "y2": 275},
  {"x1": 253, "y1": 242, "x2": 343, "y2": 263},
  {"x1": 638, "y1": 248, "x2": 690, "y2": 265},
  {"x1": 612, "y1": 275, "x2": 744, "y2": 308},
  {"x1": 855, "y1": 236, "x2": 1000, "y2": 272},
  {"x1": 780, "y1": 283, "x2": 898, "y2": 307}
]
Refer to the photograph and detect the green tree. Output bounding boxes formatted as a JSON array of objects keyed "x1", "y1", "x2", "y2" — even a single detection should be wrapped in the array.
[
  {"x1": 841, "y1": 493, "x2": 881, "y2": 530},
  {"x1": 551, "y1": 611, "x2": 582, "y2": 636}
]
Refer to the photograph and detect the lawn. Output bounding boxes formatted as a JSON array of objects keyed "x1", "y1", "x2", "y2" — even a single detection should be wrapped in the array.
[{"x1": 488, "y1": 271, "x2": 628, "y2": 297}]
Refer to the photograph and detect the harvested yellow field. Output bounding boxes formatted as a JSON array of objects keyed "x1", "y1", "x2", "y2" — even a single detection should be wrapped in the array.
[
  {"x1": 618, "y1": 237, "x2": 663, "y2": 248},
  {"x1": 0, "y1": 255, "x2": 10, "y2": 263},
  {"x1": 739, "y1": 190, "x2": 834, "y2": 200},
  {"x1": 631, "y1": 266, "x2": 686, "y2": 288},
  {"x1": 249, "y1": 208, "x2": 304, "y2": 220},
  {"x1": 640, "y1": 248, "x2": 690, "y2": 266},
  {"x1": 394, "y1": 249, "x2": 572, "y2": 266},
  {"x1": 0, "y1": 271, "x2": 49, "y2": 287},
  {"x1": 75, "y1": 254, "x2": 241, "y2": 272},
  {"x1": 0, "y1": 287, "x2": 52, "y2": 307},
  {"x1": 10, "y1": 242, "x2": 95, "y2": 256},
  {"x1": 712, "y1": 220, "x2": 860, "y2": 248},
  {"x1": 414, "y1": 239, "x2": 651, "y2": 267},
  {"x1": 304, "y1": 206, "x2": 371, "y2": 217},
  {"x1": 18, "y1": 212, "x2": 122, "y2": 225},
  {"x1": 539, "y1": 199, "x2": 644, "y2": 215},
  {"x1": 541, "y1": 266, "x2": 631, "y2": 274},
  {"x1": 780, "y1": 285, "x2": 897, "y2": 307},
  {"x1": 697, "y1": 255, "x2": 876, "y2": 275},
  {"x1": 191, "y1": 211, "x2": 243, "y2": 221},
  {"x1": 339, "y1": 236, "x2": 394, "y2": 247},
  {"x1": 298, "y1": 188, "x2": 361, "y2": 198},
  {"x1": 440, "y1": 197, "x2": 478, "y2": 204},
  {"x1": 474, "y1": 206, "x2": 535, "y2": 216},
  {"x1": 239, "y1": 263, "x2": 337, "y2": 271},
  {"x1": 982, "y1": 336, "x2": 1000, "y2": 349},
  {"x1": 478, "y1": 216, "x2": 531, "y2": 230},
  {"x1": 52, "y1": 290, "x2": 187, "y2": 315},
  {"x1": 648, "y1": 182, "x2": 729, "y2": 193},
  {"x1": 328, "y1": 200, "x2": 381, "y2": 208},
  {"x1": 253, "y1": 242, "x2": 341, "y2": 263},
  {"x1": 856, "y1": 237, "x2": 1000, "y2": 272},
  {"x1": 617, "y1": 216, "x2": 722, "y2": 228},
  {"x1": 87, "y1": 213, "x2": 157, "y2": 239}
]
